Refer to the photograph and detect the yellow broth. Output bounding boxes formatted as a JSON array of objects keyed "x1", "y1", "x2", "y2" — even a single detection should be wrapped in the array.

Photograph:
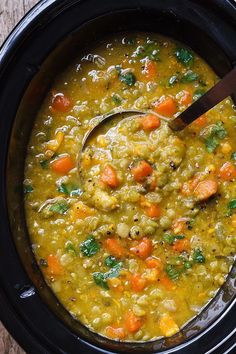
[{"x1": 24, "y1": 33, "x2": 236, "y2": 341}]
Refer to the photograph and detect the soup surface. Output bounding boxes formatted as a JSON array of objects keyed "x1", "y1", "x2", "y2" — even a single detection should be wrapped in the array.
[{"x1": 24, "y1": 33, "x2": 236, "y2": 341}]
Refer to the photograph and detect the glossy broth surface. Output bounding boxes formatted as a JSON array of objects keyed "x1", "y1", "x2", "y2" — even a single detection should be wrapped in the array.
[{"x1": 24, "y1": 33, "x2": 236, "y2": 341}]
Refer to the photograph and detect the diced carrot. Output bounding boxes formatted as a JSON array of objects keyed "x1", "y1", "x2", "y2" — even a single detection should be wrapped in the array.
[
  {"x1": 171, "y1": 218, "x2": 188, "y2": 234},
  {"x1": 130, "y1": 273, "x2": 147, "y2": 292},
  {"x1": 46, "y1": 254, "x2": 63, "y2": 276},
  {"x1": 106, "y1": 326, "x2": 126, "y2": 340},
  {"x1": 172, "y1": 238, "x2": 190, "y2": 252},
  {"x1": 192, "y1": 114, "x2": 207, "y2": 128},
  {"x1": 218, "y1": 162, "x2": 236, "y2": 181},
  {"x1": 71, "y1": 202, "x2": 94, "y2": 220},
  {"x1": 130, "y1": 237, "x2": 153, "y2": 259},
  {"x1": 153, "y1": 96, "x2": 177, "y2": 117},
  {"x1": 193, "y1": 179, "x2": 218, "y2": 201},
  {"x1": 178, "y1": 90, "x2": 192, "y2": 106},
  {"x1": 144, "y1": 60, "x2": 158, "y2": 80},
  {"x1": 140, "y1": 114, "x2": 161, "y2": 131},
  {"x1": 159, "y1": 314, "x2": 179, "y2": 337},
  {"x1": 146, "y1": 257, "x2": 163, "y2": 269},
  {"x1": 149, "y1": 179, "x2": 157, "y2": 191},
  {"x1": 145, "y1": 203, "x2": 161, "y2": 218},
  {"x1": 100, "y1": 165, "x2": 119, "y2": 188},
  {"x1": 104, "y1": 238, "x2": 125, "y2": 258},
  {"x1": 181, "y1": 175, "x2": 201, "y2": 196},
  {"x1": 131, "y1": 160, "x2": 153, "y2": 182},
  {"x1": 51, "y1": 92, "x2": 71, "y2": 112},
  {"x1": 51, "y1": 155, "x2": 74, "y2": 174},
  {"x1": 124, "y1": 310, "x2": 142, "y2": 333},
  {"x1": 159, "y1": 276, "x2": 176, "y2": 291}
]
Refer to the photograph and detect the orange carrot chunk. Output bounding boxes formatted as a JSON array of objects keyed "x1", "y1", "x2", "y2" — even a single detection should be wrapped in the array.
[
  {"x1": 51, "y1": 92, "x2": 71, "y2": 112},
  {"x1": 130, "y1": 273, "x2": 147, "y2": 292},
  {"x1": 145, "y1": 257, "x2": 163, "y2": 269},
  {"x1": 47, "y1": 254, "x2": 63, "y2": 275},
  {"x1": 131, "y1": 160, "x2": 153, "y2": 182},
  {"x1": 130, "y1": 237, "x2": 153, "y2": 259},
  {"x1": 100, "y1": 165, "x2": 119, "y2": 188},
  {"x1": 145, "y1": 204, "x2": 162, "y2": 218},
  {"x1": 51, "y1": 155, "x2": 75, "y2": 174},
  {"x1": 172, "y1": 238, "x2": 190, "y2": 252},
  {"x1": 104, "y1": 238, "x2": 125, "y2": 258},
  {"x1": 193, "y1": 179, "x2": 218, "y2": 201},
  {"x1": 106, "y1": 326, "x2": 126, "y2": 340},
  {"x1": 219, "y1": 162, "x2": 236, "y2": 181},
  {"x1": 144, "y1": 60, "x2": 158, "y2": 80},
  {"x1": 192, "y1": 114, "x2": 207, "y2": 127},
  {"x1": 124, "y1": 310, "x2": 142, "y2": 333},
  {"x1": 153, "y1": 96, "x2": 177, "y2": 117},
  {"x1": 159, "y1": 276, "x2": 176, "y2": 291},
  {"x1": 140, "y1": 114, "x2": 161, "y2": 131}
]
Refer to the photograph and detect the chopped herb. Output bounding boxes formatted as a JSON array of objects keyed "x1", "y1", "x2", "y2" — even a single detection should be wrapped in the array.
[
  {"x1": 112, "y1": 94, "x2": 122, "y2": 105},
  {"x1": 80, "y1": 235, "x2": 100, "y2": 257},
  {"x1": 106, "y1": 265, "x2": 121, "y2": 279},
  {"x1": 40, "y1": 160, "x2": 49, "y2": 169},
  {"x1": 204, "y1": 121, "x2": 227, "y2": 152},
  {"x1": 231, "y1": 152, "x2": 236, "y2": 160},
  {"x1": 39, "y1": 258, "x2": 48, "y2": 267},
  {"x1": 168, "y1": 74, "x2": 179, "y2": 86},
  {"x1": 163, "y1": 233, "x2": 185, "y2": 245},
  {"x1": 184, "y1": 260, "x2": 192, "y2": 269},
  {"x1": 193, "y1": 89, "x2": 205, "y2": 101},
  {"x1": 93, "y1": 272, "x2": 109, "y2": 290},
  {"x1": 65, "y1": 242, "x2": 78, "y2": 255},
  {"x1": 181, "y1": 70, "x2": 198, "y2": 83},
  {"x1": 24, "y1": 184, "x2": 34, "y2": 194},
  {"x1": 133, "y1": 40, "x2": 160, "y2": 61},
  {"x1": 49, "y1": 201, "x2": 69, "y2": 215},
  {"x1": 58, "y1": 183, "x2": 82, "y2": 197},
  {"x1": 228, "y1": 199, "x2": 236, "y2": 210},
  {"x1": 105, "y1": 255, "x2": 120, "y2": 268},
  {"x1": 119, "y1": 72, "x2": 136, "y2": 86},
  {"x1": 192, "y1": 249, "x2": 205, "y2": 263},
  {"x1": 175, "y1": 47, "x2": 194, "y2": 67},
  {"x1": 166, "y1": 264, "x2": 180, "y2": 280}
]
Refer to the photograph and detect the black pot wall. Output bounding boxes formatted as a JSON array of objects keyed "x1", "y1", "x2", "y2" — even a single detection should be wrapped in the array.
[{"x1": 0, "y1": 1, "x2": 235, "y2": 353}]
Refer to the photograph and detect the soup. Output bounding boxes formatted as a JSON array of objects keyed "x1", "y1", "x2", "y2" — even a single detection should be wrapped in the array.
[{"x1": 24, "y1": 33, "x2": 236, "y2": 341}]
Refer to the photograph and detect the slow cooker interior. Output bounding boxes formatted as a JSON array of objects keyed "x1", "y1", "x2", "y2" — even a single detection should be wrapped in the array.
[{"x1": 6, "y1": 6, "x2": 236, "y2": 354}]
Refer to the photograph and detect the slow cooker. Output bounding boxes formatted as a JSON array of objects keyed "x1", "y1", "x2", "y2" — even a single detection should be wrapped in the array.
[{"x1": 0, "y1": 0, "x2": 235, "y2": 353}]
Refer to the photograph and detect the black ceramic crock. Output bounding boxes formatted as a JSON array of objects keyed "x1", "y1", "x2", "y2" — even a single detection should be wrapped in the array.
[{"x1": 0, "y1": 0, "x2": 235, "y2": 353}]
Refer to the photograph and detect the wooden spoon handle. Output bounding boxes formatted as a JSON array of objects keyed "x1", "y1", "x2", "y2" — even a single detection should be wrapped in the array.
[{"x1": 169, "y1": 66, "x2": 236, "y2": 131}]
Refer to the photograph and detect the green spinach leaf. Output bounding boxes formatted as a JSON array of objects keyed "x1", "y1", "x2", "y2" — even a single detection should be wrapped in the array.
[
  {"x1": 93, "y1": 272, "x2": 109, "y2": 290},
  {"x1": 80, "y1": 235, "x2": 100, "y2": 257},
  {"x1": 175, "y1": 47, "x2": 194, "y2": 67},
  {"x1": 192, "y1": 249, "x2": 205, "y2": 263},
  {"x1": 58, "y1": 183, "x2": 82, "y2": 197},
  {"x1": 49, "y1": 201, "x2": 69, "y2": 215},
  {"x1": 119, "y1": 72, "x2": 136, "y2": 86},
  {"x1": 24, "y1": 184, "x2": 34, "y2": 194},
  {"x1": 181, "y1": 70, "x2": 198, "y2": 83}
]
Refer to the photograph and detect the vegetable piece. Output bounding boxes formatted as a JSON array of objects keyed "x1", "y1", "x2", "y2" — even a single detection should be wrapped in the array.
[
  {"x1": 145, "y1": 257, "x2": 163, "y2": 269},
  {"x1": 112, "y1": 94, "x2": 122, "y2": 105},
  {"x1": 104, "y1": 238, "x2": 125, "y2": 258},
  {"x1": 163, "y1": 234, "x2": 185, "y2": 245},
  {"x1": 40, "y1": 160, "x2": 49, "y2": 169},
  {"x1": 47, "y1": 254, "x2": 63, "y2": 275},
  {"x1": 93, "y1": 272, "x2": 109, "y2": 290},
  {"x1": 192, "y1": 249, "x2": 205, "y2": 263},
  {"x1": 130, "y1": 273, "x2": 147, "y2": 292},
  {"x1": 172, "y1": 238, "x2": 190, "y2": 252},
  {"x1": 100, "y1": 165, "x2": 119, "y2": 188},
  {"x1": 159, "y1": 275, "x2": 176, "y2": 290},
  {"x1": 231, "y1": 152, "x2": 236, "y2": 160},
  {"x1": 51, "y1": 155, "x2": 74, "y2": 174},
  {"x1": 168, "y1": 74, "x2": 179, "y2": 86},
  {"x1": 49, "y1": 201, "x2": 69, "y2": 214},
  {"x1": 133, "y1": 41, "x2": 160, "y2": 61},
  {"x1": 124, "y1": 310, "x2": 142, "y2": 333},
  {"x1": 178, "y1": 90, "x2": 192, "y2": 106},
  {"x1": 181, "y1": 70, "x2": 198, "y2": 82},
  {"x1": 159, "y1": 314, "x2": 179, "y2": 337},
  {"x1": 58, "y1": 183, "x2": 82, "y2": 196},
  {"x1": 80, "y1": 235, "x2": 100, "y2": 257},
  {"x1": 175, "y1": 47, "x2": 194, "y2": 66},
  {"x1": 193, "y1": 179, "x2": 218, "y2": 201},
  {"x1": 71, "y1": 201, "x2": 94, "y2": 219},
  {"x1": 219, "y1": 162, "x2": 236, "y2": 181},
  {"x1": 65, "y1": 242, "x2": 78, "y2": 255},
  {"x1": 46, "y1": 131, "x2": 64, "y2": 154},
  {"x1": 119, "y1": 72, "x2": 136, "y2": 86},
  {"x1": 24, "y1": 184, "x2": 33, "y2": 194},
  {"x1": 171, "y1": 218, "x2": 188, "y2": 234},
  {"x1": 192, "y1": 114, "x2": 207, "y2": 128},
  {"x1": 131, "y1": 160, "x2": 153, "y2": 182},
  {"x1": 130, "y1": 237, "x2": 153, "y2": 259},
  {"x1": 166, "y1": 264, "x2": 180, "y2": 280},
  {"x1": 140, "y1": 114, "x2": 161, "y2": 131},
  {"x1": 106, "y1": 326, "x2": 126, "y2": 340},
  {"x1": 204, "y1": 121, "x2": 227, "y2": 152},
  {"x1": 145, "y1": 203, "x2": 161, "y2": 218},
  {"x1": 153, "y1": 96, "x2": 177, "y2": 117},
  {"x1": 51, "y1": 92, "x2": 71, "y2": 112},
  {"x1": 105, "y1": 256, "x2": 122, "y2": 268},
  {"x1": 228, "y1": 199, "x2": 236, "y2": 210},
  {"x1": 144, "y1": 60, "x2": 158, "y2": 80}
]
